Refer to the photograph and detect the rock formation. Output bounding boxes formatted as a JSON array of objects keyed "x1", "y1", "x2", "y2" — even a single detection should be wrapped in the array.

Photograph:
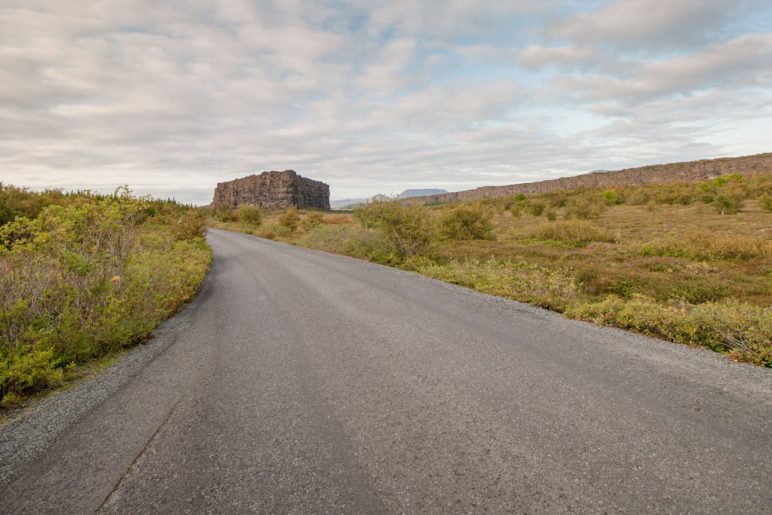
[
  {"x1": 402, "y1": 153, "x2": 772, "y2": 205},
  {"x1": 212, "y1": 170, "x2": 330, "y2": 211}
]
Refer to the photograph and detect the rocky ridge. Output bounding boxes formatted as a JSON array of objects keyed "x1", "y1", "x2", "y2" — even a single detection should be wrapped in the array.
[{"x1": 402, "y1": 153, "x2": 772, "y2": 205}]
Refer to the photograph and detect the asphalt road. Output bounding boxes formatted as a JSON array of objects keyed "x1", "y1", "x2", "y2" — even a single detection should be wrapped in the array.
[{"x1": 1, "y1": 228, "x2": 770, "y2": 513}]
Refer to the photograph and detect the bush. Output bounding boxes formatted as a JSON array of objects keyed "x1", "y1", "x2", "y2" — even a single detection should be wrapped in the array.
[
  {"x1": 216, "y1": 206, "x2": 236, "y2": 222},
  {"x1": 237, "y1": 205, "x2": 262, "y2": 226},
  {"x1": 602, "y1": 190, "x2": 620, "y2": 205},
  {"x1": 255, "y1": 226, "x2": 276, "y2": 240},
  {"x1": 353, "y1": 201, "x2": 434, "y2": 259},
  {"x1": 439, "y1": 206, "x2": 493, "y2": 240},
  {"x1": 712, "y1": 194, "x2": 741, "y2": 214},
  {"x1": 172, "y1": 209, "x2": 207, "y2": 241},
  {"x1": 546, "y1": 210, "x2": 557, "y2": 221},
  {"x1": 0, "y1": 348, "x2": 64, "y2": 407},
  {"x1": 278, "y1": 207, "x2": 300, "y2": 231},
  {"x1": 528, "y1": 201, "x2": 545, "y2": 216},
  {"x1": 565, "y1": 196, "x2": 607, "y2": 219},
  {"x1": 0, "y1": 193, "x2": 211, "y2": 407},
  {"x1": 565, "y1": 296, "x2": 771, "y2": 366},
  {"x1": 418, "y1": 258, "x2": 579, "y2": 311},
  {"x1": 758, "y1": 193, "x2": 772, "y2": 212}
]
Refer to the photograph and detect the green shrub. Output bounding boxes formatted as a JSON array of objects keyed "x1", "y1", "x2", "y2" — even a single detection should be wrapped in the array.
[
  {"x1": 172, "y1": 209, "x2": 207, "y2": 241},
  {"x1": 546, "y1": 210, "x2": 557, "y2": 221},
  {"x1": 439, "y1": 206, "x2": 493, "y2": 240},
  {"x1": 0, "y1": 348, "x2": 64, "y2": 407},
  {"x1": 712, "y1": 194, "x2": 741, "y2": 214},
  {"x1": 758, "y1": 193, "x2": 772, "y2": 212},
  {"x1": 602, "y1": 190, "x2": 620, "y2": 205},
  {"x1": 216, "y1": 206, "x2": 236, "y2": 222},
  {"x1": 418, "y1": 258, "x2": 579, "y2": 311},
  {"x1": 0, "y1": 193, "x2": 211, "y2": 407},
  {"x1": 353, "y1": 201, "x2": 434, "y2": 259},
  {"x1": 565, "y1": 296, "x2": 771, "y2": 366},
  {"x1": 528, "y1": 201, "x2": 545, "y2": 216},
  {"x1": 237, "y1": 205, "x2": 263, "y2": 226}
]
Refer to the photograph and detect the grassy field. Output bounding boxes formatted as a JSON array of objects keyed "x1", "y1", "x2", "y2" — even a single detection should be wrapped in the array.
[
  {"x1": 214, "y1": 173, "x2": 772, "y2": 366},
  {"x1": 0, "y1": 185, "x2": 211, "y2": 411}
]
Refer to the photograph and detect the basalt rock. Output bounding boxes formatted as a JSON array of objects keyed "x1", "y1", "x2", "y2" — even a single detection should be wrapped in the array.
[{"x1": 212, "y1": 170, "x2": 330, "y2": 211}]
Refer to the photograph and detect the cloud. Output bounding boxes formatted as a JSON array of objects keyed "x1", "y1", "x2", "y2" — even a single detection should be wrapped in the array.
[
  {"x1": 519, "y1": 45, "x2": 595, "y2": 67},
  {"x1": 547, "y1": 0, "x2": 751, "y2": 49},
  {"x1": 554, "y1": 33, "x2": 772, "y2": 103},
  {"x1": 0, "y1": 0, "x2": 770, "y2": 203}
]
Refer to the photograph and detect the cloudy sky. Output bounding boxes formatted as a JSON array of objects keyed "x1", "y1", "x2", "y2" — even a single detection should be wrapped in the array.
[{"x1": 2, "y1": 0, "x2": 771, "y2": 204}]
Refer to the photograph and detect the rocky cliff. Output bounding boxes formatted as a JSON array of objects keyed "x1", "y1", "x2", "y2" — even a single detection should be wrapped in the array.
[
  {"x1": 212, "y1": 170, "x2": 330, "y2": 211},
  {"x1": 402, "y1": 153, "x2": 772, "y2": 205}
]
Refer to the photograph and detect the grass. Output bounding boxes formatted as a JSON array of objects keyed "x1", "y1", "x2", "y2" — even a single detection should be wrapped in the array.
[
  {"x1": 215, "y1": 173, "x2": 772, "y2": 366},
  {"x1": 0, "y1": 188, "x2": 212, "y2": 410}
]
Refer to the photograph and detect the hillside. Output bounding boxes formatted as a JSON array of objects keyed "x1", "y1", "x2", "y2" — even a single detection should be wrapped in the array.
[{"x1": 403, "y1": 153, "x2": 772, "y2": 205}]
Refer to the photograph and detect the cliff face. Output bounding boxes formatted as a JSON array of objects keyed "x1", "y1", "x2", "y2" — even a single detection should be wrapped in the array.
[
  {"x1": 212, "y1": 170, "x2": 330, "y2": 211},
  {"x1": 403, "y1": 153, "x2": 772, "y2": 205}
]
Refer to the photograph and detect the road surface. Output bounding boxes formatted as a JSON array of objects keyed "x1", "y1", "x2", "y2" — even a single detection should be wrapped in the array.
[{"x1": 1, "y1": 228, "x2": 770, "y2": 513}]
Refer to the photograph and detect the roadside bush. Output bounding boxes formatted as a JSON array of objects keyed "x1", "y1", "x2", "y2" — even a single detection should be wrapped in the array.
[
  {"x1": 353, "y1": 201, "x2": 434, "y2": 259},
  {"x1": 237, "y1": 205, "x2": 263, "y2": 226},
  {"x1": 439, "y1": 206, "x2": 493, "y2": 240},
  {"x1": 278, "y1": 207, "x2": 300, "y2": 231},
  {"x1": 0, "y1": 348, "x2": 64, "y2": 408},
  {"x1": 255, "y1": 226, "x2": 276, "y2": 239},
  {"x1": 0, "y1": 193, "x2": 211, "y2": 407},
  {"x1": 216, "y1": 206, "x2": 236, "y2": 222},
  {"x1": 172, "y1": 209, "x2": 207, "y2": 240},
  {"x1": 418, "y1": 258, "x2": 579, "y2": 311},
  {"x1": 344, "y1": 227, "x2": 399, "y2": 264},
  {"x1": 566, "y1": 296, "x2": 771, "y2": 366}
]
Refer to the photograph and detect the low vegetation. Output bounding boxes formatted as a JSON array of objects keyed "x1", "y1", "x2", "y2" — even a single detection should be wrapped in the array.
[
  {"x1": 216, "y1": 173, "x2": 772, "y2": 366},
  {"x1": 0, "y1": 185, "x2": 211, "y2": 409}
]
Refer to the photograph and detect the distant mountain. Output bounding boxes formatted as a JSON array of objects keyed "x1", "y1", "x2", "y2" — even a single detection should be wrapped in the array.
[
  {"x1": 330, "y1": 198, "x2": 368, "y2": 209},
  {"x1": 331, "y1": 188, "x2": 449, "y2": 209},
  {"x1": 398, "y1": 188, "x2": 448, "y2": 198}
]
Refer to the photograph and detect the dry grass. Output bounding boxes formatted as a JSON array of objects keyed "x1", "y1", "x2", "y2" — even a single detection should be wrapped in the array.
[{"x1": 525, "y1": 220, "x2": 616, "y2": 247}]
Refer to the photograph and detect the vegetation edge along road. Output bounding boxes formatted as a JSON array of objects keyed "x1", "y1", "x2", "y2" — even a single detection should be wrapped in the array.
[
  {"x1": 214, "y1": 173, "x2": 771, "y2": 367},
  {"x1": 0, "y1": 185, "x2": 212, "y2": 414}
]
